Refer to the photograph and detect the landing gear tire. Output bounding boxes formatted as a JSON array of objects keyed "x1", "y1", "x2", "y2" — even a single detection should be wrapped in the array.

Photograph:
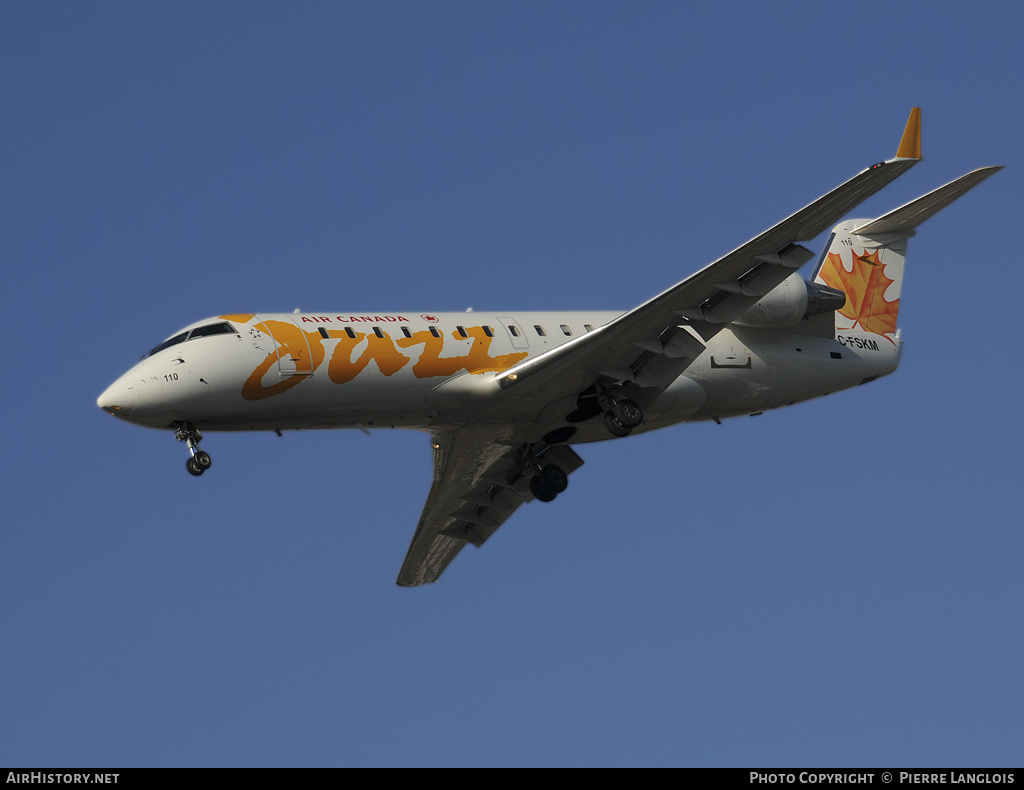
[
  {"x1": 613, "y1": 399, "x2": 643, "y2": 428},
  {"x1": 530, "y1": 475, "x2": 559, "y2": 503},
  {"x1": 539, "y1": 464, "x2": 568, "y2": 494},
  {"x1": 604, "y1": 411, "x2": 632, "y2": 437},
  {"x1": 175, "y1": 422, "x2": 212, "y2": 478}
]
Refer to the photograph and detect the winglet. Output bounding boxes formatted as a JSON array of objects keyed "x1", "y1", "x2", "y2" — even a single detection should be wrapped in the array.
[{"x1": 895, "y1": 107, "x2": 922, "y2": 160}]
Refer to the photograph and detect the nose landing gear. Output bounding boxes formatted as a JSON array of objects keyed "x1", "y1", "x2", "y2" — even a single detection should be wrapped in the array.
[
  {"x1": 175, "y1": 423, "x2": 212, "y2": 477},
  {"x1": 186, "y1": 452, "x2": 212, "y2": 476}
]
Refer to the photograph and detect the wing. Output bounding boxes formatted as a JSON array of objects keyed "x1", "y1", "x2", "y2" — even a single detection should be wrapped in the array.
[
  {"x1": 494, "y1": 111, "x2": 923, "y2": 408},
  {"x1": 397, "y1": 429, "x2": 584, "y2": 586}
]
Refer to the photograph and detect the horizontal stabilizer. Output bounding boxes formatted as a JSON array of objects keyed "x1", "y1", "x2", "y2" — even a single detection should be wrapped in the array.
[{"x1": 852, "y1": 166, "x2": 1003, "y2": 236}]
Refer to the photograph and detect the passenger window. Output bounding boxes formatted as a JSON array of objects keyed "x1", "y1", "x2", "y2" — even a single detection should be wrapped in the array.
[
  {"x1": 456, "y1": 326, "x2": 468, "y2": 338},
  {"x1": 560, "y1": 325, "x2": 572, "y2": 336},
  {"x1": 373, "y1": 327, "x2": 384, "y2": 339},
  {"x1": 318, "y1": 327, "x2": 330, "y2": 339},
  {"x1": 508, "y1": 325, "x2": 521, "y2": 337},
  {"x1": 429, "y1": 326, "x2": 441, "y2": 338},
  {"x1": 401, "y1": 326, "x2": 413, "y2": 339},
  {"x1": 534, "y1": 325, "x2": 546, "y2": 337},
  {"x1": 345, "y1": 327, "x2": 357, "y2": 339},
  {"x1": 483, "y1": 326, "x2": 494, "y2": 337},
  {"x1": 584, "y1": 324, "x2": 595, "y2": 332}
]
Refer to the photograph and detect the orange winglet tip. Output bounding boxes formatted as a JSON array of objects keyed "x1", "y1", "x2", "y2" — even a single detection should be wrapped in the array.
[{"x1": 896, "y1": 107, "x2": 922, "y2": 160}]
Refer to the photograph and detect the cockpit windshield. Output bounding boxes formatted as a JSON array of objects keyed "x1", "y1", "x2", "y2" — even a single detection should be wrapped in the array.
[
  {"x1": 146, "y1": 331, "x2": 188, "y2": 358},
  {"x1": 145, "y1": 321, "x2": 239, "y2": 358},
  {"x1": 187, "y1": 322, "x2": 239, "y2": 340}
]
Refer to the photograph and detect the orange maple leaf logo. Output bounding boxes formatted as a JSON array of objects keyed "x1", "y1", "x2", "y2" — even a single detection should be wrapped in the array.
[{"x1": 818, "y1": 249, "x2": 898, "y2": 336}]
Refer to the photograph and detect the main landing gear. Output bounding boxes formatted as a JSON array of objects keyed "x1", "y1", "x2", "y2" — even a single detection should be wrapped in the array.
[
  {"x1": 529, "y1": 463, "x2": 568, "y2": 503},
  {"x1": 566, "y1": 384, "x2": 646, "y2": 438},
  {"x1": 602, "y1": 397, "x2": 644, "y2": 438},
  {"x1": 175, "y1": 422, "x2": 212, "y2": 477},
  {"x1": 514, "y1": 438, "x2": 575, "y2": 504}
]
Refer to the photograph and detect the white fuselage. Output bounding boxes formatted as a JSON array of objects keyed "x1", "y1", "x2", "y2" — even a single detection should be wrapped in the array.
[{"x1": 98, "y1": 311, "x2": 900, "y2": 442}]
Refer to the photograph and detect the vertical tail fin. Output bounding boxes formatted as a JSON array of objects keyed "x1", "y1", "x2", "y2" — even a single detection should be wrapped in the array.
[
  {"x1": 812, "y1": 166, "x2": 1002, "y2": 341},
  {"x1": 812, "y1": 222, "x2": 907, "y2": 341}
]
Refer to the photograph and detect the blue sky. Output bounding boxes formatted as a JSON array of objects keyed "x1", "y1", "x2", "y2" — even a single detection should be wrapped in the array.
[{"x1": 2, "y1": 1, "x2": 1021, "y2": 767}]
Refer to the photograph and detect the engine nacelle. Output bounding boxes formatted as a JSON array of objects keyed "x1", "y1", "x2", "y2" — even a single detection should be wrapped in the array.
[{"x1": 732, "y1": 273, "x2": 846, "y2": 328}]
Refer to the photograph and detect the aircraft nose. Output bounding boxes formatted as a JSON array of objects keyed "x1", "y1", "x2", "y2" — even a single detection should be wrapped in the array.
[{"x1": 97, "y1": 377, "x2": 136, "y2": 416}]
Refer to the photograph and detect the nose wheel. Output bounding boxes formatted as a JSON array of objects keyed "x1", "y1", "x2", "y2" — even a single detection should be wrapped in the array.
[
  {"x1": 186, "y1": 451, "x2": 212, "y2": 476},
  {"x1": 175, "y1": 423, "x2": 212, "y2": 477}
]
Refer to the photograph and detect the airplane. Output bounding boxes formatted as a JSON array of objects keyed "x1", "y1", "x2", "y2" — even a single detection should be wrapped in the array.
[{"x1": 97, "y1": 108, "x2": 1000, "y2": 586}]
